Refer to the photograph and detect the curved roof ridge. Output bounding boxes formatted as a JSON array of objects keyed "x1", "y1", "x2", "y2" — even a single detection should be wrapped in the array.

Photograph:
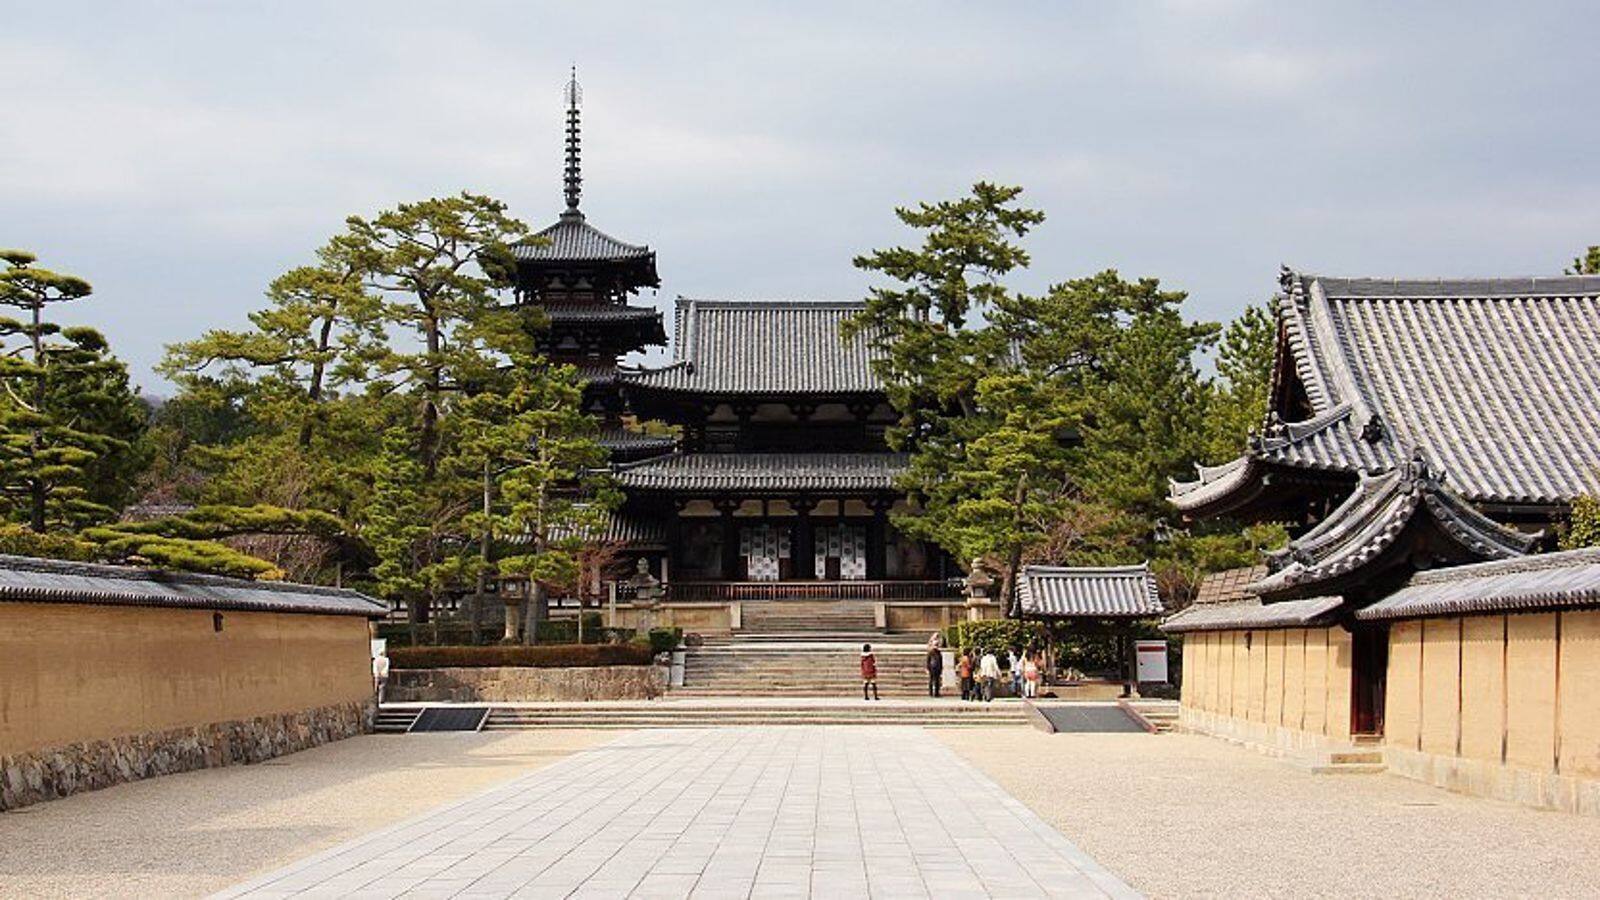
[
  {"x1": 1022, "y1": 562, "x2": 1151, "y2": 575},
  {"x1": 1299, "y1": 274, "x2": 1600, "y2": 298},
  {"x1": 673, "y1": 297, "x2": 868, "y2": 309}
]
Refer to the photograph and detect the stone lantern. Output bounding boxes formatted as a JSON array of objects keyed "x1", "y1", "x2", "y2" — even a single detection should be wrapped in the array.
[
  {"x1": 963, "y1": 559, "x2": 999, "y2": 621},
  {"x1": 628, "y1": 559, "x2": 664, "y2": 631}
]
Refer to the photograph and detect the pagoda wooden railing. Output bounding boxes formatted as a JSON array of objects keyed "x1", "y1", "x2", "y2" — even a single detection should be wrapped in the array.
[{"x1": 663, "y1": 580, "x2": 962, "y2": 603}]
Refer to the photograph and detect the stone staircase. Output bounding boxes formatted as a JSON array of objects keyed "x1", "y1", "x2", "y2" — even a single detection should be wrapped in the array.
[
  {"x1": 373, "y1": 706, "x2": 421, "y2": 734},
  {"x1": 1120, "y1": 699, "x2": 1180, "y2": 733},
  {"x1": 740, "y1": 600, "x2": 878, "y2": 634},
  {"x1": 669, "y1": 597, "x2": 944, "y2": 698},
  {"x1": 677, "y1": 644, "x2": 932, "y2": 697}
]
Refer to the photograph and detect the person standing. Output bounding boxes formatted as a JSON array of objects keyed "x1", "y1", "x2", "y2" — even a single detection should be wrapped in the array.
[
  {"x1": 861, "y1": 643, "x2": 880, "y2": 701},
  {"x1": 372, "y1": 650, "x2": 391, "y2": 704},
  {"x1": 1008, "y1": 647, "x2": 1023, "y2": 698},
  {"x1": 925, "y1": 643, "x2": 944, "y2": 698},
  {"x1": 1023, "y1": 652, "x2": 1041, "y2": 698},
  {"x1": 957, "y1": 649, "x2": 975, "y2": 701},
  {"x1": 979, "y1": 647, "x2": 1001, "y2": 702}
]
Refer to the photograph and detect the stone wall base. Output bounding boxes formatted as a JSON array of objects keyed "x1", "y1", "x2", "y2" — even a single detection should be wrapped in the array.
[
  {"x1": 1385, "y1": 744, "x2": 1600, "y2": 818},
  {"x1": 1178, "y1": 706, "x2": 1352, "y2": 765},
  {"x1": 387, "y1": 665, "x2": 667, "y2": 703},
  {"x1": 0, "y1": 700, "x2": 373, "y2": 811}
]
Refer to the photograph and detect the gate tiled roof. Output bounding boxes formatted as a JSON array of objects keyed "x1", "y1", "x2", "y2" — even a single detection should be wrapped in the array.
[{"x1": 1016, "y1": 563, "x2": 1163, "y2": 618}]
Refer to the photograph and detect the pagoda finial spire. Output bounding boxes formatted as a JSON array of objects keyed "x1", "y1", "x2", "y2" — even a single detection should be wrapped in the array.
[{"x1": 562, "y1": 66, "x2": 583, "y2": 217}]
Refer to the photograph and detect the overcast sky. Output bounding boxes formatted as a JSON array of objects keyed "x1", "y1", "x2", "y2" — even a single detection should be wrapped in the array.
[{"x1": 5, "y1": 1, "x2": 1597, "y2": 391}]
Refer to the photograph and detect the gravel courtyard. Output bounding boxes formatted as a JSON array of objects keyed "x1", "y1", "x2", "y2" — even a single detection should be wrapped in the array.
[
  {"x1": 4, "y1": 724, "x2": 1600, "y2": 898},
  {"x1": 941, "y1": 728, "x2": 1600, "y2": 899}
]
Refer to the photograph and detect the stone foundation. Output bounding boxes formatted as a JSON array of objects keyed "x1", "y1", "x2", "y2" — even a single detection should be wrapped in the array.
[
  {"x1": 0, "y1": 700, "x2": 372, "y2": 811},
  {"x1": 1385, "y1": 744, "x2": 1600, "y2": 818},
  {"x1": 387, "y1": 665, "x2": 667, "y2": 702},
  {"x1": 1178, "y1": 705, "x2": 1353, "y2": 764}
]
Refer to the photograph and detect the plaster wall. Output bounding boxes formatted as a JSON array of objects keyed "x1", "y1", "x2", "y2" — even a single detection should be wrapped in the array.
[{"x1": 0, "y1": 602, "x2": 371, "y2": 757}]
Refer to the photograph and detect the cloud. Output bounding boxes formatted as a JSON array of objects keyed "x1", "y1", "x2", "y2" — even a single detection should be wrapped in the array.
[{"x1": 3, "y1": 2, "x2": 1598, "y2": 391}]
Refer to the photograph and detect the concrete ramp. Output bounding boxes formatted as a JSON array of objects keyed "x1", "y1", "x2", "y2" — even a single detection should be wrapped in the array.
[
  {"x1": 1030, "y1": 702, "x2": 1147, "y2": 734},
  {"x1": 407, "y1": 706, "x2": 489, "y2": 733}
]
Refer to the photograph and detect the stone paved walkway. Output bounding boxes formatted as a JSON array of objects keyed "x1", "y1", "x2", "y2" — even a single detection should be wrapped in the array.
[{"x1": 216, "y1": 727, "x2": 1137, "y2": 899}]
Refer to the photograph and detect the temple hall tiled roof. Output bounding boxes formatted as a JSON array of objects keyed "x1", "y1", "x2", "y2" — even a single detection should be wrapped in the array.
[
  {"x1": 1016, "y1": 563, "x2": 1163, "y2": 618},
  {"x1": 0, "y1": 555, "x2": 388, "y2": 617},
  {"x1": 623, "y1": 299, "x2": 885, "y2": 395},
  {"x1": 1246, "y1": 458, "x2": 1539, "y2": 601},
  {"x1": 612, "y1": 452, "x2": 908, "y2": 492},
  {"x1": 515, "y1": 211, "x2": 654, "y2": 263},
  {"x1": 1172, "y1": 271, "x2": 1600, "y2": 511},
  {"x1": 1356, "y1": 547, "x2": 1600, "y2": 621}
]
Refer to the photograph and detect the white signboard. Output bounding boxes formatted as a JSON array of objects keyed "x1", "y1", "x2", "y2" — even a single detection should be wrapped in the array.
[
  {"x1": 1135, "y1": 640, "x2": 1168, "y2": 683},
  {"x1": 370, "y1": 638, "x2": 387, "y2": 659}
]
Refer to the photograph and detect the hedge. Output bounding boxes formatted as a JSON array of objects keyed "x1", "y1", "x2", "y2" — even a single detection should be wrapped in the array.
[
  {"x1": 388, "y1": 644, "x2": 655, "y2": 669},
  {"x1": 942, "y1": 620, "x2": 1046, "y2": 653},
  {"x1": 647, "y1": 627, "x2": 682, "y2": 654}
]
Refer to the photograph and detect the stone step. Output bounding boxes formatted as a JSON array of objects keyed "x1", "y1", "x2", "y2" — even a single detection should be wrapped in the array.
[
  {"x1": 482, "y1": 710, "x2": 1028, "y2": 728},
  {"x1": 1327, "y1": 750, "x2": 1384, "y2": 766},
  {"x1": 373, "y1": 709, "x2": 420, "y2": 734}
]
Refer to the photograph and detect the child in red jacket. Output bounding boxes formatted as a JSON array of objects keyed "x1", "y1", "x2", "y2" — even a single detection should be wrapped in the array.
[{"x1": 861, "y1": 643, "x2": 880, "y2": 700}]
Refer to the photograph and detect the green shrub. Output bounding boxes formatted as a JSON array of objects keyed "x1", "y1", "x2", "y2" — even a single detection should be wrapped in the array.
[
  {"x1": 1565, "y1": 494, "x2": 1600, "y2": 549},
  {"x1": 944, "y1": 620, "x2": 1045, "y2": 653},
  {"x1": 532, "y1": 612, "x2": 605, "y2": 645},
  {"x1": 388, "y1": 643, "x2": 653, "y2": 669},
  {"x1": 647, "y1": 627, "x2": 682, "y2": 654}
]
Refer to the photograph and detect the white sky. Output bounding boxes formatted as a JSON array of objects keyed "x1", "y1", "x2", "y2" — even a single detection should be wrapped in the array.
[{"x1": 4, "y1": 1, "x2": 1597, "y2": 390}]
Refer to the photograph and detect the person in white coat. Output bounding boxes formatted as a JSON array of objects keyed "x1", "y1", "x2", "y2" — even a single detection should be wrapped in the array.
[
  {"x1": 372, "y1": 652, "x2": 391, "y2": 704},
  {"x1": 978, "y1": 648, "x2": 1001, "y2": 702}
]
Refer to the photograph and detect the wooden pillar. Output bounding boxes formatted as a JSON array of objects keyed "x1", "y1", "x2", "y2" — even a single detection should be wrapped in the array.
[
  {"x1": 793, "y1": 497, "x2": 817, "y2": 579},
  {"x1": 866, "y1": 497, "x2": 890, "y2": 580},
  {"x1": 716, "y1": 498, "x2": 741, "y2": 580},
  {"x1": 666, "y1": 500, "x2": 686, "y2": 581}
]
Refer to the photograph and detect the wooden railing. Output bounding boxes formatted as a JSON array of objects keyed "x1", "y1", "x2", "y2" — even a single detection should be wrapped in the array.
[{"x1": 663, "y1": 580, "x2": 962, "y2": 603}]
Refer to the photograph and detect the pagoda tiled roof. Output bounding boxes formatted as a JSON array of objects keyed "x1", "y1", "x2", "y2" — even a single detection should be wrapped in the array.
[
  {"x1": 1172, "y1": 271, "x2": 1600, "y2": 512},
  {"x1": 623, "y1": 299, "x2": 885, "y2": 395},
  {"x1": 541, "y1": 302, "x2": 662, "y2": 324},
  {"x1": 612, "y1": 452, "x2": 907, "y2": 492},
  {"x1": 542, "y1": 509, "x2": 669, "y2": 547},
  {"x1": 515, "y1": 211, "x2": 653, "y2": 263},
  {"x1": 596, "y1": 426, "x2": 676, "y2": 455},
  {"x1": 1016, "y1": 563, "x2": 1163, "y2": 618}
]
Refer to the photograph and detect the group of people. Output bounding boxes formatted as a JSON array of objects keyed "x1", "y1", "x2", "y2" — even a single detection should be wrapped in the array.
[
  {"x1": 856, "y1": 637, "x2": 1048, "y2": 701},
  {"x1": 918, "y1": 635, "x2": 1045, "y2": 701}
]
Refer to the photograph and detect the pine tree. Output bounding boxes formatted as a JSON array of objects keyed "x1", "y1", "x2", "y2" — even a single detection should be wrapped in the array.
[
  {"x1": 0, "y1": 250, "x2": 146, "y2": 531},
  {"x1": 341, "y1": 193, "x2": 529, "y2": 477},
  {"x1": 160, "y1": 237, "x2": 385, "y2": 449},
  {"x1": 1203, "y1": 302, "x2": 1277, "y2": 461},
  {"x1": 452, "y1": 355, "x2": 617, "y2": 643}
]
